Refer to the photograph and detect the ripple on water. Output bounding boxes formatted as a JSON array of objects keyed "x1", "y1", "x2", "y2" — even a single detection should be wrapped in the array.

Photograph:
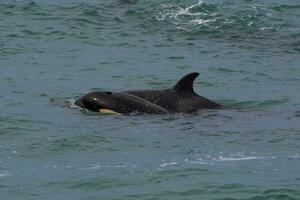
[
  {"x1": 272, "y1": 4, "x2": 300, "y2": 12},
  {"x1": 293, "y1": 110, "x2": 300, "y2": 118},
  {"x1": 220, "y1": 98, "x2": 289, "y2": 109},
  {"x1": 0, "y1": 173, "x2": 11, "y2": 178},
  {"x1": 154, "y1": 0, "x2": 300, "y2": 53},
  {"x1": 156, "y1": 1, "x2": 282, "y2": 33}
]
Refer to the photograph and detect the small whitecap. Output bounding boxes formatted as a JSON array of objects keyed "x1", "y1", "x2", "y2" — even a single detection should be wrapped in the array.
[
  {"x1": 190, "y1": 19, "x2": 214, "y2": 25},
  {"x1": 80, "y1": 162, "x2": 137, "y2": 170},
  {"x1": 159, "y1": 162, "x2": 178, "y2": 167},
  {"x1": 213, "y1": 156, "x2": 277, "y2": 162},
  {"x1": 187, "y1": 160, "x2": 214, "y2": 165},
  {"x1": 214, "y1": 156, "x2": 258, "y2": 161},
  {"x1": 0, "y1": 172, "x2": 11, "y2": 178},
  {"x1": 288, "y1": 155, "x2": 300, "y2": 158}
]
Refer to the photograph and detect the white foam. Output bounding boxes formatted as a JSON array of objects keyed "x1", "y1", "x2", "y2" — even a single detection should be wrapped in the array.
[
  {"x1": 80, "y1": 162, "x2": 137, "y2": 170},
  {"x1": 157, "y1": 0, "x2": 213, "y2": 28},
  {"x1": 0, "y1": 172, "x2": 11, "y2": 178},
  {"x1": 159, "y1": 162, "x2": 178, "y2": 167},
  {"x1": 190, "y1": 19, "x2": 215, "y2": 25},
  {"x1": 187, "y1": 160, "x2": 214, "y2": 165},
  {"x1": 68, "y1": 98, "x2": 79, "y2": 109},
  {"x1": 213, "y1": 156, "x2": 277, "y2": 162},
  {"x1": 288, "y1": 155, "x2": 300, "y2": 158}
]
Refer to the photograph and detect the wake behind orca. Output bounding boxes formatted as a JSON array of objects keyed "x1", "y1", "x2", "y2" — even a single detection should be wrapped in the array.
[{"x1": 75, "y1": 72, "x2": 221, "y2": 114}]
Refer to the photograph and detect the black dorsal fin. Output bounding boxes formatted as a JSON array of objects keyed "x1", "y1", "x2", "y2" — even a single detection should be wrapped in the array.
[{"x1": 173, "y1": 72, "x2": 199, "y2": 93}]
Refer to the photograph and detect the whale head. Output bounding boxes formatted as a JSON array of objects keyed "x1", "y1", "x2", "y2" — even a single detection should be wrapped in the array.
[{"x1": 75, "y1": 91, "x2": 119, "y2": 114}]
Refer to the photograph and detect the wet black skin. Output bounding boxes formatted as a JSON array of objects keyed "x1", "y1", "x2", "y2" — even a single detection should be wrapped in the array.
[
  {"x1": 75, "y1": 72, "x2": 221, "y2": 114},
  {"x1": 75, "y1": 91, "x2": 168, "y2": 114},
  {"x1": 125, "y1": 73, "x2": 221, "y2": 112}
]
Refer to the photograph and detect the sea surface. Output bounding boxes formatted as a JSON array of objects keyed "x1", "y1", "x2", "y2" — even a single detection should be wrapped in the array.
[{"x1": 0, "y1": 0, "x2": 300, "y2": 199}]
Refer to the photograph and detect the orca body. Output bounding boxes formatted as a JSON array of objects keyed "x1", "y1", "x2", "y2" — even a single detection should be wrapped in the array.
[
  {"x1": 75, "y1": 72, "x2": 221, "y2": 114},
  {"x1": 75, "y1": 91, "x2": 168, "y2": 114},
  {"x1": 125, "y1": 72, "x2": 221, "y2": 113}
]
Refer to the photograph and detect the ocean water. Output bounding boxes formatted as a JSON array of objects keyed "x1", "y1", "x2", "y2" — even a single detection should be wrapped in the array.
[{"x1": 0, "y1": 0, "x2": 300, "y2": 199}]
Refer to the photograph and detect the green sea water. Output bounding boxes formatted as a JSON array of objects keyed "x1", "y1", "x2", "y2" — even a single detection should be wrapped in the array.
[{"x1": 0, "y1": 0, "x2": 300, "y2": 199}]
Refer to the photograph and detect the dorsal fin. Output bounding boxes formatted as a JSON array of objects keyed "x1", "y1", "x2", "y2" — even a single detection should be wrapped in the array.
[{"x1": 173, "y1": 72, "x2": 199, "y2": 93}]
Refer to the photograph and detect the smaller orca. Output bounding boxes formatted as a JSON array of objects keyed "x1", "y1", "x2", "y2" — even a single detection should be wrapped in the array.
[
  {"x1": 75, "y1": 91, "x2": 168, "y2": 115},
  {"x1": 75, "y1": 72, "x2": 221, "y2": 114}
]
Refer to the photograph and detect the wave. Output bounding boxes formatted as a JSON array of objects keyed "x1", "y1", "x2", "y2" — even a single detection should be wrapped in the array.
[
  {"x1": 156, "y1": 1, "x2": 283, "y2": 34},
  {"x1": 273, "y1": 4, "x2": 300, "y2": 12}
]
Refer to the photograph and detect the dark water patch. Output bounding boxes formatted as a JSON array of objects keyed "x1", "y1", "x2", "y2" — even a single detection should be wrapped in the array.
[
  {"x1": 258, "y1": 99, "x2": 289, "y2": 107},
  {"x1": 248, "y1": 193, "x2": 299, "y2": 200},
  {"x1": 1, "y1": 126, "x2": 44, "y2": 135},
  {"x1": 80, "y1": 9, "x2": 100, "y2": 17},
  {"x1": 293, "y1": 111, "x2": 300, "y2": 118},
  {"x1": 154, "y1": 188, "x2": 207, "y2": 197},
  {"x1": 111, "y1": 75, "x2": 123, "y2": 79},
  {"x1": 69, "y1": 177, "x2": 133, "y2": 190},
  {"x1": 6, "y1": 33, "x2": 19, "y2": 38},
  {"x1": 87, "y1": 88, "x2": 106, "y2": 91},
  {"x1": 0, "y1": 47, "x2": 25, "y2": 56},
  {"x1": 263, "y1": 188, "x2": 300, "y2": 196},
  {"x1": 118, "y1": 0, "x2": 138, "y2": 5},
  {"x1": 218, "y1": 183, "x2": 246, "y2": 190},
  {"x1": 22, "y1": 1, "x2": 40, "y2": 11},
  {"x1": 200, "y1": 111, "x2": 234, "y2": 121},
  {"x1": 11, "y1": 90, "x2": 26, "y2": 94},
  {"x1": 176, "y1": 65, "x2": 192, "y2": 70},
  {"x1": 79, "y1": 67, "x2": 97, "y2": 72},
  {"x1": 291, "y1": 41, "x2": 300, "y2": 52},
  {"x1": 21, "y1": 29, "x2": 41, "y2": 36},
  {"x1": 148, "y1": 167, "x2": 210, "y2": 182},
  {"x1": 66, "y1": 17, "x2": 103, "y2": 27},
  {"x1": 273, "y1": 4, "x2": 300, "y2": 12},
  {"x1": 125, "y1": 9, "x2": 137, "y2": 16},
  {"x1": 209, "y1": 67, "x2": 250, "y2": 74},
  {"x1": 255, "y1": 72, "x2": 268, "y2": 77},
  {"x1": 22, "y1": 133, "x2": 112, "y2": 157},
  {"x1": 219, "y1": 99, "x2": 289, "y2": 108},
  {"x1": 42, "y1": 138, "x2": 95, "y2": 153},
  {"x1": 44, "y1": 30, "x2": 67, "y2": 37},
  {"x1": 17, "y1": 1, "x2": 52, "y2": 17},
  {"x1": 241, "y1": 76, "x2": 257, "y2": 82},
  {"x1": 166, "y1": 56, "x2": 185, "y2": 60},
  {"x1": 0, "y1": 3, "x2": 16, "y2": 10},
  {"x1": 0, "y1": 115, "x2": 50, "y2": 127},
  {"x1": 113, "y1": 16, "x2": 125, "y2": 23}
]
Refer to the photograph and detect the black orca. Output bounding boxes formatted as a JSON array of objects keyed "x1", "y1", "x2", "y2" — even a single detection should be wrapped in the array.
[
  {"x1": 75, "y1": 91, "x2": 168, "y2": 114},
  {"x1": 75, "y1": 72, "x2": 221, "y2": 114}
]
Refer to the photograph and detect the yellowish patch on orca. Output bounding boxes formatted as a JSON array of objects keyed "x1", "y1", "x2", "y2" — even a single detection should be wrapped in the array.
[{"x1": 99, "y1": 109, "x2": 119, "y2": 115}]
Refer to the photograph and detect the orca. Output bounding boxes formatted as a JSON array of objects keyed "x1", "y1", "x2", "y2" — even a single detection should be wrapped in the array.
[
  {"x1": 75, "y1": 91, "x2": 168, "y2": 114},
  {"x1": 75, "y1": 72, "x2": 221, "y2": 114}
]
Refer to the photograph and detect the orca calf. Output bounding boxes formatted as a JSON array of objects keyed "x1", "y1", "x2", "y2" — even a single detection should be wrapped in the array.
[
  {"x1": 75, "y1": 91, "x2": 168, "y2": 114},
  {"x1": 75, "y1": 72, "x2": 221, "y2": 114}
]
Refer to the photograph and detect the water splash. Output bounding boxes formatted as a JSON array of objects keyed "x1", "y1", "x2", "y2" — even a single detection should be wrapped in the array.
[{"x1": 68, "y1": 98, "x2": 80, "y2": 109}]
